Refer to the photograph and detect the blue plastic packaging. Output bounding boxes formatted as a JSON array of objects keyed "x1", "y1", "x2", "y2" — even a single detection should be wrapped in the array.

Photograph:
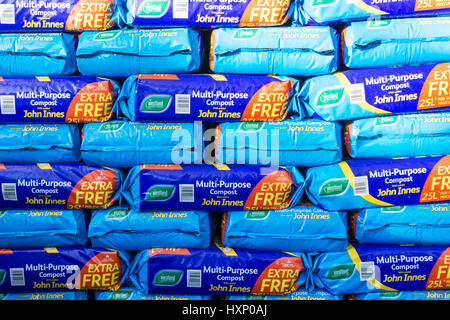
[
  {"x1": 0, "y1": 76, "x2": 120, "y2": 124},
  {"x1": 215, "y1": 118, "x2": 342, "y2": 166},
  {"x1": 81, "y1": 121, "x2": 203, "y2": 167},
  {"x1": 115, "y1": 0, "x2": 294, "y2": 28},
  {"x1": 88, "y1": 206, "x2": 212, "y2": 250},
  {"x1": 293, "y1": 0, "x2": 450, "y2": 25},
  {"x1": 345, "y1": 112, "x2": 450, "y2": 159},
  {"x1": 115, "y1": 74, "x2": 302, "y2": 122},
  {"x1": 342, "y1": 17, "x2": 450, "y2": 69},
  {"x1": 0, "y1": 291, "x2": 89, "y2": 300},
  {"x1": 0, "y1": 209, "x2": 87, "y2": 248},
  {"x1": 354, "y1": 290, "x2": 450, "y2": 300},
  {"x1": 122, "y1": 164, "x2": 305, "y2": 212},
  {"x1": 353, "y1": 203, "x2": 450, "y2": 245},
  {"x1": 226, "y1": 288, "x2": 344, "y2": 300},
  {"x1": 76, "y1": 28, "x2": 202, "y2": 77},
  {"x1": 95, "y1": 286, "x2": 212, "y2": 300},
  {"x1": 0, "y1": 124, "x2": 81, "y2": 163},
  {"x1": 0, "y1": 33, "x2": 76, "y2": 76},
  {"x1": 297, "y1": 63, "x2": 450, "y2": 122},
  {"x1": 221, "y1": 205, "x2": 348, "y2": 252},
  {"x1": 210, "y1": 26, "x2": 339, "y2": 76}
]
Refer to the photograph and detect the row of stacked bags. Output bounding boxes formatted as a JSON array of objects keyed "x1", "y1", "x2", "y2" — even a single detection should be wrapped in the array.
[{"x1": 0, "y1": 0, "x2": 449, "y2": 301}]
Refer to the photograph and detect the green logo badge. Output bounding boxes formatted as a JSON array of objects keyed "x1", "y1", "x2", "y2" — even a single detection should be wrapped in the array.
[
  {"x1": 378, "y1": 291, "x2": 401, "y2": 298},
  {"x1": 374, "y1": 115, "x2": 398, "y2": 126},
  {"x1": 93, "y1": 30, "x2": 121, "y2": 41},
  {"x1": 145, "y1": 185, "x2": 175, "y2": 201},
  {"x1": 245, "y1": 211, "x2": 270, "y2": 220},
  {"x1": 381, "y1": 206, "x2": 405, "y2": 213},
  {"x1": 106, "y1": 208, "x2": 130, "y2": 219},
  {"x1": 326, "y1": 264, "x2": 355, "y2": 280},
  {"x1": 316, "y1": 87, "x2": 345, "y2": 107},
  {"x1": 238, "y1": 122, "x2": 265, "y2": 132},
  {"x1": 108, "y1": 290, "x2": 134, "y2": 300},
  {"x1": 99, "y1": 122, "x2": 125, "y2": 132},
  {"x1": 137, "y1": 0, "x2": 170, "y2": 17},
  {"x1": 311, "y1": 0, "x2": 337, "y2": 6},
  {"x1": 152, "y1": 270, "x2": 183, "y2": 286},
  {"x1": 0, "y1": 270, "x2": 6, "y2": 285},
  {"x1": 0, "y1": 293, "x2": 7, "y2": 300},
  {"x1": 367, "y1": 18, "x2": 393, "y2": 29},
  {"x1": 140, "y1": 95, "x2": 172, "y2": 113},
  {"x1": 0, "y1": 210, "x2": 5, "y2": 218},
  {"x1": 233, "y1": 28, "x2": 259, "y2": 39},
  {"x1": 319, "y1": 179, "x2": 349, "y2": 196}
]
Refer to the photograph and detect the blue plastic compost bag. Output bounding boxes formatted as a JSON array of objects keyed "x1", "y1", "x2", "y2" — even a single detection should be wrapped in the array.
[
  {"x1": 0, "y1": 209, "x2": 87, "y2": 248},
  {"x1": 0, "y1": 124, "x2": 81, "y2": 163},
  {"x1": 353, "y1": 203, "x2": 450, "y2": 245},
  {"x1": 215, "y1": 118, "x2": 342, "y2": 166},
  {"x1": 345, "y1": 112, "x2": 450, "y2": 159},
  {"x1": 88, "y1": 206, "x2": 212, "y2": 250},
  {"x1": 76, "y1": 28, "x2": 202, "y2": 77},
  {"x1": 95, "y1": 287, "x2": 212, "y2": 300},
  {"x1": 221, "y1": 205, "x2": 348, "y2": 252},
  {"x1": 342, "y1": 17, "x2": 450, "y2": 69},
  {"x1": 0, "y1": 33, "x2": 76, "y2": 76},
  {"x1": 210, "y1": 26, "x2": 339, "y2": 76},
  {"x1": 81, "y1": 121, "x2": 203, "y2": 167}
]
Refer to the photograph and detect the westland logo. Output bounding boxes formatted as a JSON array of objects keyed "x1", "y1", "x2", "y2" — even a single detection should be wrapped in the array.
[
  {"x1": 326, "y1": 264, "x2": 355, "y2": 280},
  {"x1": 381, "y1": 205, "x2": 405, "y2": 213},
  {"x1": 238, "y1": 122, "x2": 265, "y2": 132},
  {"x1": 145, "y1": 185, "x2": 175, "y2": 201},
  {"x1": 367, "y1": 18, "x2": 393, "y2": 29},
  {"x1": 233, "y1": 28, "x2": 259, "y2": 40},
  {"x1": 0, "y1": 270, "x2": 6, "y2": 285},
  {"x1": 374, "y1": 115, "x2": 398, "y2": 126},
  {"x1": 137, "y1": 0, "x2": 170, "y2": 18},
  {"x1": 93, "y1": 30, "x2": 121, "y2": 41},
  {"x1": 106, "y1": 208, "x2": 130, "y2": 219},
  {"x1": 315, "y1": 87, "x2": 345, "y2": 107},
  {"x1": 108, "y1": 290, "x2": 134, "y2": 300},
  {"x1": 140, "y1": 95, "x2": 172, "y2": 113},
  {"x1": 319, "y1": 178, "x2": 349, "y2": 196},
  {"x1": 245, "y1": 210, "x2": 270, "y2": 220},
  {"x1": 0, "y1": 210, "x2": 5, "y2": 218},
  {"x1": 99, "y1": 122, "x2": 125, "y2": 132},
  {"x1": 311, "y1": 0, "x2": 337, "y2": 6},
  {"x1": 152, "y1": 270, "x2": 183, "y2": 286}
]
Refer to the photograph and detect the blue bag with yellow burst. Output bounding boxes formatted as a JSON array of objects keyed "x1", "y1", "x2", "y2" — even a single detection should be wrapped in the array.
[
  {"x1": 342, "y1": 17, "x2": 450, "y2": 69},
  {"x1": 353, "y1": 203, "x2": 450, "y2": 245},
  {"x1": 129, "y1": 241, "x2": 304, "y2": 295},
  {"x1": 122, "y1": 164, "x2": 305, "y2": 212},
  {"x1": 0, "y1": 33, "x2": 76, "y2": 76},
  {"x1": 298, "y1": 63, "x2": 450, "y2": 122},
  {"x1": 305, "y1": 155, "x2": 450, "y2": 211},
  {"x1": 293, "y1": 0, "x2": 450, "y2": 25},
  {"x1": 210, "y1": 26, "x2": 339, "y2": 76},
  {"x1": 115, "y1": 74, "x2": 302, "y2": 122},
  {"x1": 88, "y1": 206, "x2": 212, "y2": 250},
  {"x1": 76, "y1": 28, "x2": 202, "y2": 77},
  {"x1": 81, "y1": 121, "x2": 203, "y2": 167},
  {"x1": 0, "y1": 124, "x2": 80, "y2": 163},
  {"x1": 0, "y1": 209, "x2": 87, "y2": 248},
  {"x1": 309, "y1": 243, "x2": 450, "y2": 294}
]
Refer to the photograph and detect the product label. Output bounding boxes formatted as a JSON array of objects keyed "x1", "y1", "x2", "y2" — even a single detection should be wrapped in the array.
[
  {"x1": 130, "y1": 0, "x2": 292, "y2": 27},
  {"x1": 334, "y1": 63, "x2": 450, "y2": 113},
  {"x1": 144, "y1": 243, "x2": 302, "y2": 295},
  {"x1": 341, "y1": 156, "x2": 450, "y2": 206},
  {"x1": 136, "y1": 164, "x2": 298, "y2": 211},
  {"x1": 0, "y1": 163, "x2": 120, "y2": 209},
  {"x1": 0, "y1": 0, "x2": 115, "y2": 32},
  {"x1": 133, "y1": 74, "x2": 294, "y2": 122},
  {"x1": 0, "y1": 76, "x2": 116, "y2": 123},
  {"x1": 0, "y1": 247, "x2": 123, "y2": 292}
]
